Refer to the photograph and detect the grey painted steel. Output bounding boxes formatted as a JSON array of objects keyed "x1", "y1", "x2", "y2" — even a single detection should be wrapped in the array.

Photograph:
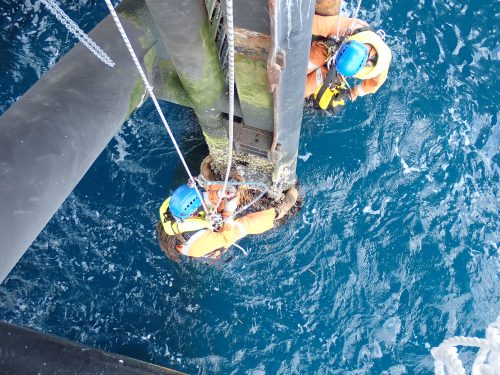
[
  {"x1": 233, "y1": 0, "x2": 270, "y2": 34},
  {"x1": 0, "y1": 320, "x2": 184, "y2": 374},
  {"x1": 144, "y1": 0, "x2": 228, "y2": 164},
  {"x1": 273, "y1": 0, "x2": 315, "y2": 183},
  {"x1": 0, "y1": 4, "x2": 155, "y2": 283},
  {"x1": 228, "y1": 0, "x2": 274, "y2": 133}
]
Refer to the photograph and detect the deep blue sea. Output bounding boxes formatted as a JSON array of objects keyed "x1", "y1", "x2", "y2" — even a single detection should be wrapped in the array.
[{"x1": 1, "y1": 0, "x2": 498, "y2": 373}]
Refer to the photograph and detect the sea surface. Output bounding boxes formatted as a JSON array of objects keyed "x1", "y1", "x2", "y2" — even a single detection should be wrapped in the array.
[{"x1": 0, "y1": 0, "x2": 498, "y2": 373}]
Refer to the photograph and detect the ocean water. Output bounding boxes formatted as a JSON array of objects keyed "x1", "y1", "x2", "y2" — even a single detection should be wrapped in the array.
[{"x1": 0, "y1": 0, "x2": 499, "y2": 374}]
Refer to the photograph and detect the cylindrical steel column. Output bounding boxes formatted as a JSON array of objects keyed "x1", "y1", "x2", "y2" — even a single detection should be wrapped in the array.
[{"x1": 144, "y1": 0, "x2": 229, "y2": 168}]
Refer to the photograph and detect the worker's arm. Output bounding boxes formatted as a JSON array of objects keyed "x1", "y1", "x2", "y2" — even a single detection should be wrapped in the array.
[
  {"x1": 350, "y1": 66, "x2": 389, "y2": 100},
  {"x1": 184, "y1": 208, "x2": 276, "y2": 257},
  {"x1": 312, "y1": 15, "x2": 368, "y2": 38}
]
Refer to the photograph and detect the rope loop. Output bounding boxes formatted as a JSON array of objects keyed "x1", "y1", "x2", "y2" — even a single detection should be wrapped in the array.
[{"x1": 431, "y1": 315, "x2": 500, "y2": 375}]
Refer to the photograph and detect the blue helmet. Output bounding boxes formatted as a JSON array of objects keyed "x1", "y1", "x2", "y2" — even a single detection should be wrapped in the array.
[
  {"x1": 169, "y1": 184, "x2": 202, "y2": 220},
  {"x1": 335, "y1": 40, "x2": 369, "y2": 77}
]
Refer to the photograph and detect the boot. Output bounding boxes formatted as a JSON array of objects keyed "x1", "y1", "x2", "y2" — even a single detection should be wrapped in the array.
[
  {"x1": 275, "y1": 187, "x2": 298, "y2": 220},
  {"x1": 200, "y1": 155, "x2": 216, "y2": 180}
]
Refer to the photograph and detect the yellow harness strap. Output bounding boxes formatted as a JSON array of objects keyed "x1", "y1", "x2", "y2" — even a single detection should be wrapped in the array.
[{"x1": 159, "y1": 197, "x2": 211, "y2": 236}]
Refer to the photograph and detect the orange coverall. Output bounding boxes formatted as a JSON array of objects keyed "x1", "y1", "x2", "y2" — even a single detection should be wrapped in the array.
[
  {"x1": 181, "y1": 208, "x2": 276, "y2": 258},
  {"x1": 305, "y1": 15, "x2": 389, "y2": 100}
]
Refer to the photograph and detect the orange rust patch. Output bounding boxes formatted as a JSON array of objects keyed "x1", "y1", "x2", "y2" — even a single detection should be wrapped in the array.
[{"x1": 234, "y1": 28, "x2": 271, "y2": 61}]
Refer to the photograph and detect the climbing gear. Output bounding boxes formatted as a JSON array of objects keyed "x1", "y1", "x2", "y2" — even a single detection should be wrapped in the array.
[
  {"x1": 196, "y1": 177, "x2": 269, "y2": 223},
  {"x1": 41, "y1": 0, "x2": 115, "y2": 67},
  {"x1": 346, "y1": 30, "x2": 392, "y2": 80},
  {"x1": 312, "y1": 25, "x2": 372, "y2": 69},
  {"x1": 275, "y1": 187, "x2": 298, "y2": 220},
  {"x1": 431, "y1": 315, "x2": 500, "y2": 375},
  {"x1": 215, "y1": 0, "x2": 236, "y2": 211},
  {"x1": 335, "y1": 40, "x2": 369, "y2": 77},
  {"x1": 169, "y1": 184, "x2": 203, "y2": 221},
  {"x1": 313, "y1": 66, "x2": 349, "y2": 113},
  {"x1": 232, "y1": 242, "x2": 248, "y2": 256},
  {"x1": 104, "y1": 0, "x2": 209, "y2": 215},
  {"x1": 172, "y1": 227, "x2": 230, "y2": 264}
]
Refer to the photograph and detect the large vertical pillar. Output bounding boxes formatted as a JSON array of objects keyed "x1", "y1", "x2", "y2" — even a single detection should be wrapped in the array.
[
  {"x1": 144, "y1": 0, "x2": 229, "y2": 168},
  {"x1": 0, "y1": 0, "x2": 157, "y2": 283},
  {"x1": 268, "y1": 0, "x2": 316, "y2": 190}
]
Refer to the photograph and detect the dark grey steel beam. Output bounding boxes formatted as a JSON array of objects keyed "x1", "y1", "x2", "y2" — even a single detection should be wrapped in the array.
[
  {"x1": 271, "y1": 0, "x2": 316, "y2": 187},
  {"x1": 0, "y1": 321, "x2": 184, "y2": 374},
  {"x1": 0, "y1": 1, "x2": 156, "y2": 283}
]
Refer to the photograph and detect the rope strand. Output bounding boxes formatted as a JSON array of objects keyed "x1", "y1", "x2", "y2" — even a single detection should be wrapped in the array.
[
  {"x1": 431, "y1": 316, "x2": 500, "y2": 375},
  {"x1": 214, "y1": 0, "x2": 236, "y2": 211},
  {"x1": 103, "y1": 0, "x2": 208, "y2": 213}
]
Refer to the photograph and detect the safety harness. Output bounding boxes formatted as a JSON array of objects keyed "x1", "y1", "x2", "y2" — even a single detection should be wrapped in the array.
[
  {"x1": 161, "y1": 199, "x2": 231, "y2": 265},
  {"x1": 311, "y1": 26, "x2": 375, "y2": 112},
  {"x1": 312, "y1": 65, "x2": 348, "y2": 112}
]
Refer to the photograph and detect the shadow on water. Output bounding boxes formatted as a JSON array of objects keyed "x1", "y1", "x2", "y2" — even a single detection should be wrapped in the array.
[{"x1": 0, "y1": 0, "x2": 499, "y2": 374}]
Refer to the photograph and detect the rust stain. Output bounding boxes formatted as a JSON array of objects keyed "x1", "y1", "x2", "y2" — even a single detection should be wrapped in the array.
[{"x1": 234, "y1": 28, "x2": 271, "y2": 60}]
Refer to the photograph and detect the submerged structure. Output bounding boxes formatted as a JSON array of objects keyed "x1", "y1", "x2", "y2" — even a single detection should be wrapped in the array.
[
  {"x1": 0, "y1": 0, "x2": 341, "y2": 284},
  {"x1": 0, "y1": 0, "x2": 339, "y2": 371}
]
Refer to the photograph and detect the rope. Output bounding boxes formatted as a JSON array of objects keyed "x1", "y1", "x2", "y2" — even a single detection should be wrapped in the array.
[
  {"x1": 431, "y1": 315, "x2": 500, "y2": 375},
  {"x1": 40, "y1": 0, "x2": 115, "y2": 67},
  {"x1": 198, "y1": 179, "x2": 269, "y2": 222},
  {"x1": 352, "y1": 0, "x2": 363, "y2": 20},
  {"x1": 214, "y1": 0, "x2": 236, "y2": 212},
  {"x1": 348, "y1": 0, "x2": 363, "y2": 33},
  {"x1": 336, "y1": 0, "x2": 343, "y2": 37},
  {"x1": 103, "y1": 0, "x2": 208, "y2": 213}
]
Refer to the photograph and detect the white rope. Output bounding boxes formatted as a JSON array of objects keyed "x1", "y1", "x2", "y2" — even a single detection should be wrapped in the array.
[
  {"x1": 214, "y1": 0, "x2": 236, "y2": 211},
  {"x1": 336, "y1": 0, "x2": 343, "y2": 37},
  {"x1": 348, "y1": 0, "x2": 363, "y2": 33},
  {"x1": 40, "y1": 0, "x2": 115, "y2": 67},
  {"x1": 431, "y1": 315, "x2": 500, "y2": 375},
  {"x1": 103, "y1": 0, "x2": 208, "y2": 213}
]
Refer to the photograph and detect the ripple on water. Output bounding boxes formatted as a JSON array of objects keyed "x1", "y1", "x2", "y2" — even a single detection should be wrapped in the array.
[{"x1": 0, "y1": 0, "x2": 499, "y2": 374}]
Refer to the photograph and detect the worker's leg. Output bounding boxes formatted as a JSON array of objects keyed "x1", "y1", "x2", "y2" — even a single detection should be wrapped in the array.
[{"x1": 184, "y1": 208, "x2": 276, "y2": 258}]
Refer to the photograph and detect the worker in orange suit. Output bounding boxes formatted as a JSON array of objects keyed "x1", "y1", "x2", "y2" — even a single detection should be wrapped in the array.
[
  {"x1": 156, "y1": 182, "x2": 298, "y2": 263},
  {"x1": 306, "y1": 15, "x2": 392, "y2": 112}
]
